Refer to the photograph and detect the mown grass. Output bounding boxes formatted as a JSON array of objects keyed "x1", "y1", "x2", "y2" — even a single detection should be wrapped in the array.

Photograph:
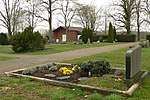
[
  {"x1": 1, "y1": 46, "x2": 150, "y2": 99},
  {"x1": 0, "y1": 56, "x2": 16, "y2": 61},
  {"x1": 0, "y1": 45, "x2": 14, "y2": 54},
  {"x1": 64, "y1": 48, "x2": 150, "y2": 100},
  {"x1": 80, "y1": 76, "x2": 128, "y2": 91},
  {"x1": 0, "y1": 42, "x2": 121, "y2": 55},
  {"x1": 0, "y1": 77, "x2": 86, "y2": 100}
]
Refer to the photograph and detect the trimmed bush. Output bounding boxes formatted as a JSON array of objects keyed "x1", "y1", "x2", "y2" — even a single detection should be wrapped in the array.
[
  {"x1": 0, "y1": 33, "x2": 8, "y2": 45},
  {"x1": 81, "y1": 28, "x2": 93, "y2": 44},
  {"x1": 146, "y1": 35, "x2": 150, "y2": 41},
  {"x1": 92, "y1": 35, "x2": 108, "y2": 42},
  {"x1": 79, "y1": 60, "x2": 110, "y2": 76},
  {"x1": 11, "y1": 26, "x2": 46, "y2": 52},
  {"x1": 108, "y1": 22, "x2": 114, "y2": 43},
  {"x1": 116, "y1": 34, "x2": 136, "y2": 42}
]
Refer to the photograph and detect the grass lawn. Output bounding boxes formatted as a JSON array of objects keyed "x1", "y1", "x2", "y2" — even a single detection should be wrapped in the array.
[
  {"x1": 0, "y1": 56, "x2": 16, "y2": 61},
  {"x1": 0, "y1": 42, "x2": 120, "y2": 55},
  {"x1": 1, "y1": 47, "x2": 150, "y2": 99},
  {"x1": 64, "y1": 48, "x2": 150, "y2": 100},
  {"x1": 0, "y1": 45, "x2": 14, "y2": 54}
]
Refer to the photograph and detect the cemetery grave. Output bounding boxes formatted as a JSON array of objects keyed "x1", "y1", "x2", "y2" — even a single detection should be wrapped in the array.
[{"x1": 5, "y1": 46, "x2": 149, "y2": 96}]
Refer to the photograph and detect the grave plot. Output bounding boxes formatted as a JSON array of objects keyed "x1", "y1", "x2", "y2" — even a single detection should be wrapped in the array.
[{"x1": 5, "y1": 46, "x2": 149, "y2": 96}]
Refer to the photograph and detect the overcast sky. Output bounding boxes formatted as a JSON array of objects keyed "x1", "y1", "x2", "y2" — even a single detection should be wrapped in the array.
[{"x1": 0, "y1": 0, "x2": 114, "y2": 33}]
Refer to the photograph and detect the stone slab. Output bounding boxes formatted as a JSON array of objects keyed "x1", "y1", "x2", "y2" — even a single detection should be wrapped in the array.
[{"x1": 126, "y1": 46, "x2": 142, "y2": 79}]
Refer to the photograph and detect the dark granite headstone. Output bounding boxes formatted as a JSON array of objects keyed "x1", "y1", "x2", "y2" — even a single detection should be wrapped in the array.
[{"x1": 126, "y1": 46, "x2": 142, "y2": 79}]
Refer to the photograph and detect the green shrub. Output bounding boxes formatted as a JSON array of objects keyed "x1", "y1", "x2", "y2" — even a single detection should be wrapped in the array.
[
  {"x1": 87, "y1": 93, "x2": 103, "y2": 100},
  {"x1": 22, "y1": 67, "x2": 37, "y2": 75},
  {"x1": 116, "y1": 34, "x2": 136, "y2": 42},
  {"x1": 79, "y1": 60, "x2": 110, "y2": 76},
  {"x1": 81, "y1": 28, "x2": 93, "y2": 44},
  {"x1": 146, "y1": 35, "x2": 150, "y2": 41},
  {"x1": 113, "y1": 26, "x2": 117, "y2": 41},
  {"x1": 0, "y1": 33, "x2": 8, "y2": 45},
  {"x1": 108, "y1": 22, "x2": 114, "y2": 43},
  {"x1": 11, "y1": 26, "x2": 46, "y2": 52},
  {"x1": 92, "y1": 35, "x2": 108, "y2": 42}
]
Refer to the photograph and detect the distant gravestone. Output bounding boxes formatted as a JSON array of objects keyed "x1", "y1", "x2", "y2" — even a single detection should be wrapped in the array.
[
  {"x1": 126, "y1": 46, "x2": 142, "y2": 80},
  {"x1": 87, "y1": 38, "x2": 91, "y2": 45}
]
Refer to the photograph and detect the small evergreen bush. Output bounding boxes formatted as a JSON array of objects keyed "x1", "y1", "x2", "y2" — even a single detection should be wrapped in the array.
[
  {"x1": 81, "y1": 28, "x2": 93, "y2": 44},
  {"x1": 0, "y1": 33, "x2": 8, "y2": 45},
  {"x1": 79, "y1": 60, "x2": 110, "y2": 76},
  {"x1": 108, "y1": 22, "x2": 114, "y2": 43},
  {"x1": 113, "y1": 26, "x2": 117, "y2": 41},
  {"x1": 11, "y1": 26, "x2": 46, "y2": 52}
]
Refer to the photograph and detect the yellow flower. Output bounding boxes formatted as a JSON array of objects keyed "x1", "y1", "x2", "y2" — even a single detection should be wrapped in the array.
[
  {"x1": 73, "y1": 65, "x2": 80, "y2": 70},
  {"x1": 59, "y1": 67, "x2": 74, "y2": 75}
]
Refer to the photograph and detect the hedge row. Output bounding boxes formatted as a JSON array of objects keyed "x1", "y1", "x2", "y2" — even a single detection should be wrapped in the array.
[
  {"x1": 93, "y1": 35, "x2": 107, "y2": 42},
  {"x1": 146, "y1": 35, "x2": 150, "y2": 41},
  {"x1": 116, "y1": 34, "x2": 136, "y2": 42},
  {"x1": 93, "y1": 34, "x2": 136, "y2": 42}
]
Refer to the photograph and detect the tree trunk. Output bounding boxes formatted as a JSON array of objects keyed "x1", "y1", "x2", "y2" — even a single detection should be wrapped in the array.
[{"x1": 48, "y1": 0, "x2": 53, "y2": 42}]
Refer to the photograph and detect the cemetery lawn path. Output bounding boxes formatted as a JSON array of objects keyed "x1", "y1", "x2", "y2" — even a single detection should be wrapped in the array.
[{"x1": 0, "y1": 42, "x2": 139, "y2": 76}]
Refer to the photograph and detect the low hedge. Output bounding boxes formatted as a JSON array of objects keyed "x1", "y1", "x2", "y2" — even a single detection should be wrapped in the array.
[
  {"x1": 93, "y1": 35, "x2": 108, "y2": 42},
  {"x1": 116, "y1": 34, "x2": 136, "y2": 42},
  {"x1": 93, "y1": 34, "x2": 136, "y2": 42},
  {"x1": 146, "y1": 35, "x2": 150, "y2": 41}
]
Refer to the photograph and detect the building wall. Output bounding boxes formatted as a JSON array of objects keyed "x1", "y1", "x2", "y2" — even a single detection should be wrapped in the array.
[
  {"x1": 53, "y1": 28, "x2": 79, "y2": 43},
  {"x1": 68, "y1": 31, "x2": 78, "y2": 42}
]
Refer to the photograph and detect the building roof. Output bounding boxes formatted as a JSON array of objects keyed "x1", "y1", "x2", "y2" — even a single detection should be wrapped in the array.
[{"x1": 53, "y1": 26, "x2": 83, "y2": 32}]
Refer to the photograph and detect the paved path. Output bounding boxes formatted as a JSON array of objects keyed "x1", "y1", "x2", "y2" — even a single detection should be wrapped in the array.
[{"x1": 0, "y1": 42, "x2": 139, "y2": 76}]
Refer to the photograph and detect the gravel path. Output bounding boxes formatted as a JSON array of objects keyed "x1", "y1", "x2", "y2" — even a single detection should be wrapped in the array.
[{"x1": 0, "y1": 42, "x2": 139, "y2": 76}]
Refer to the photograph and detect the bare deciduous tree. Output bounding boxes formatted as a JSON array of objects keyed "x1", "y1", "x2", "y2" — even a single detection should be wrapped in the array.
[
  {"x1": 0, "y1": 0, "x2": 23, "y2": 37},
  {"x1": 111, "y1": 0, "x2": 136, "y2": 34},
  {"x1": 143, "y1": 0, "x2": 150, "y2": 25},
  {"x1": 135, "y1": 0, "x2": 143, "y2": 40},
  {"x1": 23, "y1": 0, "x2": 43, "y2": 29},
  {"x1": 58, "y1": 0, "x2": 77, "y2": 42},
  {"x1": 75, "y1": 4, "x2": 102, "y2": 31}
]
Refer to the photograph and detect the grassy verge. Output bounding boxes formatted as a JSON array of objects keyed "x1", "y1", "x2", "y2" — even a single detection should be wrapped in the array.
[
  {"x1": 0, "y1": 42, "x2": 121, "y2": 55},
  {"x1": 1, "y1": 47, "x2": 150, "y2": 99},
  {"x1": 0, "y1": 45, "x2": 14, "y2": 54},
  {"x1": 0, "y1": 77, "x2": 87, "y2": 99},
  {"x1": 64, "y1": 48, "x2": 150, "y2": 99},
  {"x1": 0, "y1": 56, "x2": 16, "y2": 61}
]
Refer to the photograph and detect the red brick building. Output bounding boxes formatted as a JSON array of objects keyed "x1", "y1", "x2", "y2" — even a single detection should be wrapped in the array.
[{"x1": 53, "y1": 26, "x2": 83, "y2": 43}]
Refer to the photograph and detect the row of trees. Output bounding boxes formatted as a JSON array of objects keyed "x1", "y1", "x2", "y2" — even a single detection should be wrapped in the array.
[
  {"x1": 0, "y1": 0, "x2": 150, "y2": 40},
  {"x1": 0, "y1": 0, "x2": 102, "y2": 41}
]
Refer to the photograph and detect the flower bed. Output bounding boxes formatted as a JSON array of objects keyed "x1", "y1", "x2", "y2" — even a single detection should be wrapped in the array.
[{"x1": 16, "y1": 60, "x2": 114, "y2": 83}]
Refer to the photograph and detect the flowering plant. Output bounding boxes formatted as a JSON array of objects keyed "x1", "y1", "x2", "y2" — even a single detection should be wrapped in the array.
[
  {"x1": 72, "y1": 65, "x2": 80, "y2": 71},
  {"x1": 59, "y1": 67, "x2": 73, "y2": 75}
]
